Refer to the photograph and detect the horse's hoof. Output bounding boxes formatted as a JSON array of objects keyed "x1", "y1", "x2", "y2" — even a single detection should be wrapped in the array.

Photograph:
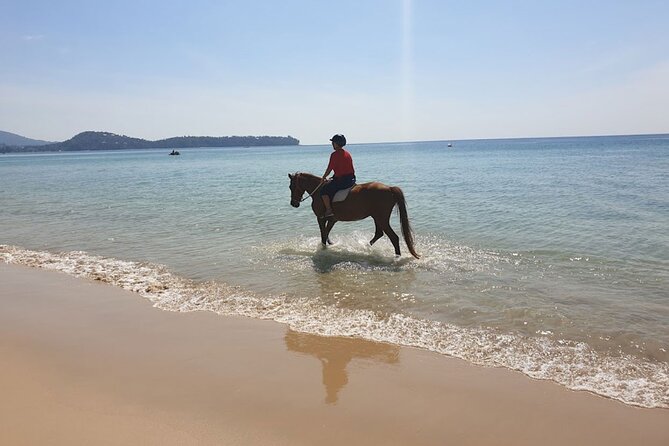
[{"x1": 327, "y1": 238, "x2": 333, "y2": 245}]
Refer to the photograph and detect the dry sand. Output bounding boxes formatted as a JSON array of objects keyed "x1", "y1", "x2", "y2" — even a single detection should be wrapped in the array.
[{"x1": 1, "y1": 262, "x2": 668, "y2": 445}]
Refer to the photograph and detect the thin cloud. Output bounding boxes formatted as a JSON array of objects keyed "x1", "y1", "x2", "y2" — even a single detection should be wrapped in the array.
[{"x1": 22, "y1": 34, "x2": 44, "y2": 41}]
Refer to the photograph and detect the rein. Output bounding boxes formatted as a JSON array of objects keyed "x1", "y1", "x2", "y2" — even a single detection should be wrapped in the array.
[{"x1": 297, "y1": 174, "x2": 326, "y2": 202}]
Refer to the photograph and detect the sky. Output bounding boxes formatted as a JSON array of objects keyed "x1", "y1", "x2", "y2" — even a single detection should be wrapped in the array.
[{"x1": 1, "y1": 0, "x2": 668, "y2": 144}]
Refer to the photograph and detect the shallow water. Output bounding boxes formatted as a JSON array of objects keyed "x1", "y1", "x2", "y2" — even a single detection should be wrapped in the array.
[{"x1": 1, "y1": 135, "x2": 668, "y2": 407}]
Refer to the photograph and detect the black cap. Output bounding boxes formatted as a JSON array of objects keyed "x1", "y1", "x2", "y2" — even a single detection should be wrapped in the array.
[{"x1": 329, "y1": 134, "x2": 346, "y2": 147}]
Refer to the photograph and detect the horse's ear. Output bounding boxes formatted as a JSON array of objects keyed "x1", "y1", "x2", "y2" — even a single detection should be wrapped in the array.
[{"x1": 288, "y1": 173, "x2": 292, "y2": 179}]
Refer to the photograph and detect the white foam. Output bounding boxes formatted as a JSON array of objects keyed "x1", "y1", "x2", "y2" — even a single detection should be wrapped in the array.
[
  {"x1": 254, "y1": 231, "x2": 507, "y2": 275},
  {"x1": 2, "y1": 244, "x2": 668, "y2": 409}
]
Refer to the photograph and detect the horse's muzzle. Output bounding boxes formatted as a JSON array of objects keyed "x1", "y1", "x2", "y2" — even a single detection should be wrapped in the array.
[{"x1": 291, "y1": 200, "x2": 300, "y2": 208}]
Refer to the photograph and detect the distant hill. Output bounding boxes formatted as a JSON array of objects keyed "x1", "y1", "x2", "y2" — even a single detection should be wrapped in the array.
[
  {"x1": 0, "y1": 130, "x2": 52, "y2": 147},
  {"x1": 40, "y1": 131, "x2": 151, "y2": 151},
  {"x1": 0, "y1": 131, "x2": 299, "y2": 153}
]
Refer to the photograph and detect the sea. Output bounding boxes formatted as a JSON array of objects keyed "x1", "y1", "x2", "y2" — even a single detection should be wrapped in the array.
[{"x1": 1, "y1": 134, "x2": 668, "y2": 408}]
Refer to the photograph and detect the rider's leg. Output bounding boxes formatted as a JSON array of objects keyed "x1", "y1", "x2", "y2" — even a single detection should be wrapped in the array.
[{"x1": 322, "y1": 194, "x2": 334, "y2": 217}]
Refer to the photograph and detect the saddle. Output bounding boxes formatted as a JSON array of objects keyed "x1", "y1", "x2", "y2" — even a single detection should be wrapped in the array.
[{"x1": 333, "y1": 186, "x2": 354, "y2": 203}]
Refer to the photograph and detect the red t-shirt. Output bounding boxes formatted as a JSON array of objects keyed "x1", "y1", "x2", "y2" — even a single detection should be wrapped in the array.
[{"x1": 327, "y1": 149, "x2": 355, "y2": 178}]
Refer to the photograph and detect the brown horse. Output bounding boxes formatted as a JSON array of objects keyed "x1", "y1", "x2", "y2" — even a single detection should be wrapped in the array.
[{"x1": 288, "y1": 172, "x2": 420, "y2": 259}]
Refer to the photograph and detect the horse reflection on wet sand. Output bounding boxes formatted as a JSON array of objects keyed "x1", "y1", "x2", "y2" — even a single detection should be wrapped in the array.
[{"x1": 284, "y1": 329, "x2": 400, "y2": 404}]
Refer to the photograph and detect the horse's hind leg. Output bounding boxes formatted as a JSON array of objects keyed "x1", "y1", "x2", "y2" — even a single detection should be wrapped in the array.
[
  {"x1": 381, "y1": 221, "x2": 401, "y2": 256},
  {"x1": 370, "y1": 218, "x2": 384, "y2": 246}
]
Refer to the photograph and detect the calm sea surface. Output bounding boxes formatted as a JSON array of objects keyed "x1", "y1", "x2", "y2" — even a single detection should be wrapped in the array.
[{"x1": 1, "y1": 134, "x2": 668, "y2": 407}]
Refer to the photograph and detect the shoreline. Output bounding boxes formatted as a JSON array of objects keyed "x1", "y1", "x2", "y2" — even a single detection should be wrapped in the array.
[
  {"x1": 3, "y1": 244, "x2": 667, "y2": 410},
  {"x1": 1, "y1": 262, "x2": 668, "y2": 445}
]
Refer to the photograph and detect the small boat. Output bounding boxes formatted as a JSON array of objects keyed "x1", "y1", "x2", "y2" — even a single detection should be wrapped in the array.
[
  {"x1": 447, "y1": 143, "x2": 452, "y2": 148},
  {"x1": 169, "y1": 150, "x2": 180, "y2": 156}
]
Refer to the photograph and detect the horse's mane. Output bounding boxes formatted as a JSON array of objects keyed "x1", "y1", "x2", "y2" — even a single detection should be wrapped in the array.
[{"x1": 296, "y1": 172, "x2": 321, "y2": 181}]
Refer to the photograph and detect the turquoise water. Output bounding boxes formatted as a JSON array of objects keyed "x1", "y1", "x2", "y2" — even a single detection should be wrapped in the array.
[{"x1": 1, "y1": 135, "x2": 668, "y2": 407}]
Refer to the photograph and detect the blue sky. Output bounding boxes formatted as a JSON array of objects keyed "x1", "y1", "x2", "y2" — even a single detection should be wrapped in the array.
[{"x1": 1, "y1": 0, "x2": 668, "y2": 144}]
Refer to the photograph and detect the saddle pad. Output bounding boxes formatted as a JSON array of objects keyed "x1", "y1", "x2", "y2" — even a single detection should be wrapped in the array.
[{"x1": 333, "y1": 186, "x2": 353, "y2": 203}]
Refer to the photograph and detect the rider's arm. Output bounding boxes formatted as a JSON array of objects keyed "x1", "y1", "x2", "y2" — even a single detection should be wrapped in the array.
[{"x1": 323, "y1": 154, "x2": 334, "y2": 180}]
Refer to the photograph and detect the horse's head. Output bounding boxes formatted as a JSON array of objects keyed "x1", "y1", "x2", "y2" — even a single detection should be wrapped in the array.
[{"x1": 288, "y1": 173, "x2": 304, "y2": 208}]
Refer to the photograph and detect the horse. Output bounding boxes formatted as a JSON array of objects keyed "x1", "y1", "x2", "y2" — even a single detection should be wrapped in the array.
[{"x1": 288, "y1": 172, "x2": 420, "y2": 259}]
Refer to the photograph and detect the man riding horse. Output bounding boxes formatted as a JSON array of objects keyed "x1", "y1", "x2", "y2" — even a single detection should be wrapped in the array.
[
  {"x1": 288, "y1": 134, "x2": 420, "y2": 259},
  {"x1": 321, "y1": 134, "x2": 355, "y2": 218}
]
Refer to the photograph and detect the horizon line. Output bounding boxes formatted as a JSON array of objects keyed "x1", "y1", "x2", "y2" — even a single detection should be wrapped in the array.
[{"x1": 300, "y1": 132, "x2": 669, "y2": 147}]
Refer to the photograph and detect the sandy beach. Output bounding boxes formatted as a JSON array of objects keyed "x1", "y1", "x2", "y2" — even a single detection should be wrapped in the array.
[{"x1": 1, "y1": 262, "x2": 667, "y2": 445}]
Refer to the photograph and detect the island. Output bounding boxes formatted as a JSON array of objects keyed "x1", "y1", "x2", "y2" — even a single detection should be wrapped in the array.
[{"x1": 0, "y1": 131, "x2": 299, "y2": 153}]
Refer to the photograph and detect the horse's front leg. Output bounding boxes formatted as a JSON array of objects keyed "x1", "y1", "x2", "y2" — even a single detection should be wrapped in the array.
[
  {"x1": 324, "y1": 219, "x2": 337, "y2": 245},
  {"x1": 317, "y1": 217, "x2": 328, "y2": 245}
]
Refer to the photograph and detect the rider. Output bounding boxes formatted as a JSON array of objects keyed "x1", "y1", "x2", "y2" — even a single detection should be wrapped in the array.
[{"x1": 321, "y1": 134, "x2": 356, "y2": 217}]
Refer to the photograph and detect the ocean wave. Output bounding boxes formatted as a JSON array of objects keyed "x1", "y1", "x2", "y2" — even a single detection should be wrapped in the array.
[{"x1": 2, "y1": 244, "x2": 668, "y2": 409}]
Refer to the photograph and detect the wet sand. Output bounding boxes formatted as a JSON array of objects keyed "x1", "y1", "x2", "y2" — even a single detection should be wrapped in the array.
[{"x1": 1, "y1": 262, "x2": 668, "y2": 445}]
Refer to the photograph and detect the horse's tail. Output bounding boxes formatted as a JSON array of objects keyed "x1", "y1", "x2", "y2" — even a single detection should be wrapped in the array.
[{"x1": 390, "y1": 186, "x2": 420, "y2": 259}]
